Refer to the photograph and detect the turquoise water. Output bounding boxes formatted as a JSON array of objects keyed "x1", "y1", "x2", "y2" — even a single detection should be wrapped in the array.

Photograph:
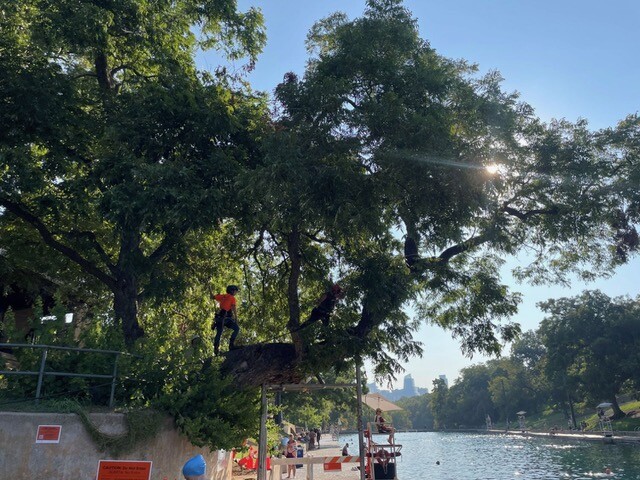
[{"x1": 340, "y1": 432, "x2": 640, "y2": 479}]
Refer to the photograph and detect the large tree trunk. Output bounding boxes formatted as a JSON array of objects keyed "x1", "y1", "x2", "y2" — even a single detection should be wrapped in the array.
[
  {"x1": 115, "y1": 230, "x2": 144, "y2": 346},
  {"x1": 285, "y1": 226, "x2": 304, "y2": 357},
  {"x1": 221, "y1": 343, "x2": 301, "y2": 386},
  {"x1": 610, "y1": 395, "x2": 626, "y2": 420},
  {"x1": 113, "y1": 273, "x2": 143, "y2": 347}
]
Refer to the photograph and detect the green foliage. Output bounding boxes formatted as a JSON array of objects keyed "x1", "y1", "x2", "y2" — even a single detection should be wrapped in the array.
[
  {"x1": 0, "y1": 0, "x2": 268, "y2": 344},
  {"x1": 2, "y1": 0, "x2": 640, "y2": 450},
  {"x1": 159, "y1": 366, "x2": 260, "y2": 450},
  {"x1": 396, "y1": 393, "x2": 433, "y2": 429},
  {"x1": 429, "y1": 378, "x2": 449, "y2": 429},
  {"x1": 539, "y1": 290, "x2": 640, "y2": 418}
]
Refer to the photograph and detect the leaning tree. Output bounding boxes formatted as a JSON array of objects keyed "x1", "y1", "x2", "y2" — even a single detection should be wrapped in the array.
[{"x1": 219, "y1": 0, "x2": 639, "y2": 388}]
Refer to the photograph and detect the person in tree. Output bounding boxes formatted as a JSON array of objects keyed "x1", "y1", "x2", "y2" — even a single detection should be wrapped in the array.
[
  {"x1": 212, "y1": 285, "x2": 240, "y2": 355},
  {"x1": 297, "y1": 284, "x2": 345, "y2": 331}
]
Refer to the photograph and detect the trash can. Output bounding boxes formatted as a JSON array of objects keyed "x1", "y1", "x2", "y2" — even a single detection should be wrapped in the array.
[{"x1": 296, "y1": 446, "x2": 304, "y2": 468}]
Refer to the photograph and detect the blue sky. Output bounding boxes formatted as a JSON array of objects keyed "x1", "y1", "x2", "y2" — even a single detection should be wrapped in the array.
[{"x1": 199, "y1": 0, "x2": 640, "y2": 389}]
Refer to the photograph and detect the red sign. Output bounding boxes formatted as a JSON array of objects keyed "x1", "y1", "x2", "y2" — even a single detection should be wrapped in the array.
[
  {"x1": 96, "y1": 460, "x2": 152, "y2": 480},
  {"x1": 35, "y1": 425, "x2": 61, "y2": 444}
]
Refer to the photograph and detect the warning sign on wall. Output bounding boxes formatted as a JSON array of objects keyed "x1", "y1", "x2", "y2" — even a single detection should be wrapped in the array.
[
  {"x1": 96, "y1": 460, "x2": 152, "y2": 480},
  {"x1": 35, "y1": 425, "x2": 62, "y2": 444}
]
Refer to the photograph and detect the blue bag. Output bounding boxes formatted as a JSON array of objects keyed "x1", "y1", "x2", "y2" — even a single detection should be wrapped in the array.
[{"x1": 182, "y1": 454, "x2": 206, "y2": 477}]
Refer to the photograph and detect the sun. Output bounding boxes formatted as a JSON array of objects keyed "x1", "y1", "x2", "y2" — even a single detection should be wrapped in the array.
[{"x1": 485, "y1": 164, "x2": 500, "y2": 175}]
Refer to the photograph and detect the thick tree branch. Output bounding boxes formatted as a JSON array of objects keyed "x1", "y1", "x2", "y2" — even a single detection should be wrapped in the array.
[
  {"x1": 403, "y1": 204, "x2": 562, "y2": 272},
  {"x1": 348, "y1": 306, "x2": 376, "y2": 339},
  {"x1": 147, "y1": 226, "x2": 189, "y2": 267},
  {"x1": 0, "y1": 198, "x2": 116, "y2": 289},
  {"x1": 437, "y1": 231, "x2": 494, "y2": 262},
  {"x1": 64, "y1": 229, "x2": 117, "y2": 276},
  {"x1": 286, "y1": 226, "x2": 302, "y2": 334},
  {"x1": 501, "y1": 204, "x2": 559, "y2": 221}
]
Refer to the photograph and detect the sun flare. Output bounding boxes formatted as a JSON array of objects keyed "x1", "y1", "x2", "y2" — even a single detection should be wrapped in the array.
[{"x1": 485, "y1": 164, "x2": 500, "y2": 175}]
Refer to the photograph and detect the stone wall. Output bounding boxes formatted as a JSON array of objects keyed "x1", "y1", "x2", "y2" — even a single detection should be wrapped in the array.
[{"x1": 0, "y1": 411, "x2": 233, "y2": 480}]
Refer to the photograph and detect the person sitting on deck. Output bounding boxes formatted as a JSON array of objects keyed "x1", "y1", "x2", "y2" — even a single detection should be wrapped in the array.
[{"x1": 374, "y1": 408, "x2": 395, "y2": 444}]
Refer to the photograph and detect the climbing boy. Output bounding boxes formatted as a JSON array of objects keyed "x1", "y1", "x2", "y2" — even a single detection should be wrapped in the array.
[
  {"x1": 297, "y1": 283, "x2": 345, "y2": 332},
  {"x1": 212, "y1": 284, "x2": 240, "y2": 355}
]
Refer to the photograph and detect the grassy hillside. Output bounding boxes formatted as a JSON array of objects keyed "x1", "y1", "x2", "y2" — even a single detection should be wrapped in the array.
[{"x1": 522, "y1": 401, "x2": 640, "y2": 433}]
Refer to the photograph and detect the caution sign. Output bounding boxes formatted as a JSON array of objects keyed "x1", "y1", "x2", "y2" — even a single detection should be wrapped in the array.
[
  {"x1": 96, "y1": 460, "x2": 152, "y2": 480},
  {"x1": 35, "y1": 425, "x2": 62, "y2": 444}
]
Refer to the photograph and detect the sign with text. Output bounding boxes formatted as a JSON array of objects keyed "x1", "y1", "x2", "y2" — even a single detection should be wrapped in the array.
[
  {"x1": 35, "y1": 425, "x2": 62, "y2": 444},
  {"x1": 97, "y1": 460, "x2": 152, "y2": 480}
]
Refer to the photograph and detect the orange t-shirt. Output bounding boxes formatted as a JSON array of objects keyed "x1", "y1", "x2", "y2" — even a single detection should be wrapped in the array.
[{"x1": 215, "y1": 293, "x2": 236, "y2": 311}]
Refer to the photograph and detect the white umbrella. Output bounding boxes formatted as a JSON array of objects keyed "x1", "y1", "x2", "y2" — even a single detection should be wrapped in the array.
[
  {"x1": 361, "y1": 393, "x2": 403, "y2": 412},
  {"x1": 596, "y1": 402, "x2": 613, "y2": 409}
]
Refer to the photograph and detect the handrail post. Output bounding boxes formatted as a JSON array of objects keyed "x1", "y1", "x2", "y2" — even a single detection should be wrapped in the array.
[
  {"x1": 109, "y1": 353, "x2": 120, "y2": 408},
  {"x1": 35, "y1": 348, "x2": 48, "y2": 404}
]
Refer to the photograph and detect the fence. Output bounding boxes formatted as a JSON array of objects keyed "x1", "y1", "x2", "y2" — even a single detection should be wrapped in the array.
[
  {"x1": 269, "y1": 455, "x2": 361, "y2": 480},
  {"x1": 0, "y1": 343, "x2": 128, "y2": 407}
]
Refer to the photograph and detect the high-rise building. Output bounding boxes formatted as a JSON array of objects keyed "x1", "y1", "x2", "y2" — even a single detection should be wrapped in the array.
[
  {"x1": 403, "y1": 374, "x2": 417, "y2": 396},
  {"x1": 438, "y1": 374, "x2": 449, "y2": 388}
]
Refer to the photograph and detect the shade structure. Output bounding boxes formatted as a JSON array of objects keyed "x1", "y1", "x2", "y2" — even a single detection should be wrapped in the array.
[
  {"x1": 596, "y1": 402, "x2": 613, "y2": 409},
  {"x1": 362, "y1": 393, "x2": 403, "y2": 412}
]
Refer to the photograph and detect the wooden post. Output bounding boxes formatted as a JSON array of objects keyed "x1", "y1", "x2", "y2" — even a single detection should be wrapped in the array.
[
  {"x1": 355, "y1": 357, "x2": 366, "y2": 480},
  {"x1": 258, "y1": 383, "x2": 268, "y2": 480}
]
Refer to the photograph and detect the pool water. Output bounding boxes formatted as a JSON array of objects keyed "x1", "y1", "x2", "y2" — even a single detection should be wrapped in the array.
[{"x1": 342, "y1": 431, "x2": 640, "y2": 479}]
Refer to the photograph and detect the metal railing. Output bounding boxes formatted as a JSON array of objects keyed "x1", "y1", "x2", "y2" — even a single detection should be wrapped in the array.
[{"x1": 0, "y1": 343, "x2": 127, "y2": 407}]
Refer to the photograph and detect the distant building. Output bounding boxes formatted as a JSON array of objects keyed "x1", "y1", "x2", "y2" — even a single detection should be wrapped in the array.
[
  {"x1": 438, "y1": 374, "x2": 449, "y2": 388},
  {"x1": 404, "y1": 374, "x2": 417, "y2": 396},
  {"x1": 367, "y1": 374, "x2": 428, "y2": 401}
]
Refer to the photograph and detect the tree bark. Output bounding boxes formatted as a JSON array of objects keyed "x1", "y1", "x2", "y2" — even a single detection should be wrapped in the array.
[
  {"x1": 221, "y1": 343, "x2": 301, "y2": 386},
  {"x1": 610, "y1": 395, "x2": 626, "y2": 420},
  {"x1": 114, "y1": 229, "x2": 144, "y2": 346},
  {"x1": 113, "y1": 271, "x2": 143, "y2": 347},
  {"x1": 285, "y1": 226, "x2": 304, "y2": 357}
]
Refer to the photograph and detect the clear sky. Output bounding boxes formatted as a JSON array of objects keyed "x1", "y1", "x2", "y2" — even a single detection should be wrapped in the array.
[{"x1": 198, "y1": 0, "x2": 640, "y2": 390}]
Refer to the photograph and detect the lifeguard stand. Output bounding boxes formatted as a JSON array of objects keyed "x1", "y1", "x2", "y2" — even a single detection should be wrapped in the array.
[
  {"x1": 364, "y1": 421, "x2": 402, "y2": 480},
  {"x1": 596, "y1": 402, "x2": 614, "y2": 438},
  {"x1": 516, "y1": 411, "x2": 526, "y2": 433}
]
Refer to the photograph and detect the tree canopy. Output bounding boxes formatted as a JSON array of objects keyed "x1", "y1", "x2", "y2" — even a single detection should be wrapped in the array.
[
  {"x1": 539, "y1": 290, "x2": 640, "y2": 419},
  {"x1": 0, "y1": 0, "x2": 267, "y2": 344},
  {"x1": 1, "y1": 0, "x2": 639, "y2": 445}
]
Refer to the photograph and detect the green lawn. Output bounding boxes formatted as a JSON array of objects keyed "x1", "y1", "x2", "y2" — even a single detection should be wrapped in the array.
[{"x1": 523, "y1": 401, "x2": 640, "y2": 433}]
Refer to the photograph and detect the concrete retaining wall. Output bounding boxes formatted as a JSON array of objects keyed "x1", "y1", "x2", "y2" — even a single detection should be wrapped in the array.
[{"x1": 0, "y1": 411, "x2": 232, "y2": 480}]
